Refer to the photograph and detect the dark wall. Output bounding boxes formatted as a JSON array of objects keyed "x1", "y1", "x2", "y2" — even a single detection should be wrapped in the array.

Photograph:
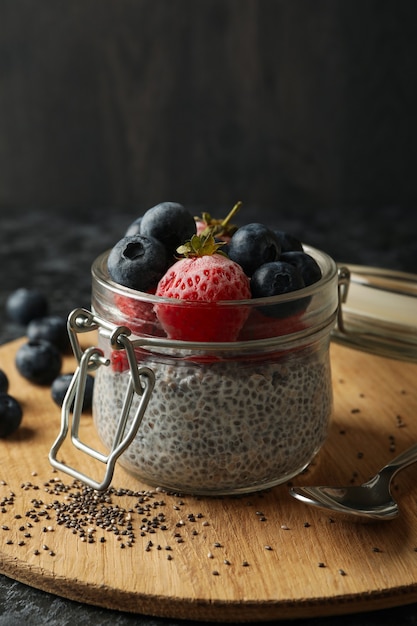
[{"x1": 0, "y1": 0, "x2": 416, "y2": 212}]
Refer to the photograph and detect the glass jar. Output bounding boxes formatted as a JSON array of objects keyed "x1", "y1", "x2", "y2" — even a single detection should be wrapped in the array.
[{"x1": 82, "y1": 245, "x2": 338, "y2": 496}]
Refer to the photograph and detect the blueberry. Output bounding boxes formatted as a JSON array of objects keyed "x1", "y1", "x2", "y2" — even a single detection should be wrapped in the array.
[
  {"x1": 15, "y1": 340, "x2": 62, "y2": 385},
  {"x1": 27, "y1": 315, "x2": 71, "y2": 353},
  {"x1": 227, "y1": 223, "x2": 281, "y2": 276},
  {"x1": 251, "y1": 261, "x2": 306, "y2": 318},
  {"x1": 0, "y1": 393, "x2": 23, "y2": 437},
  {"x1": 125, "y1": 216, "x2": 142, "y2": 236},
  {"x1": 281, "y1": 251, "x2": 322, "y2": 286},
  {"x1": 140, "y1": 202, "x2": 196, "y2": 255},
  {"x1": 6, "y1": 288, "x2": 48, "y2": 325},
  {"x1": 274, "y1": 230, "x2": 304, "y2": 253},
  {"x1": 0, "y1": 370, "x2": 8, "y2": 394},
  {"x1": 51, "y1": 373, "x2": 94, "y2": 411},
  {"x1": 107, "y1": 234, "x2": 169, "y2": 292}
]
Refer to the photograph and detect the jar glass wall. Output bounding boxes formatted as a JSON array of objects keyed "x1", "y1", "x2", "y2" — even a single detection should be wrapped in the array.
[{"x1": 91, "y1": 246, "x2": 338, "y2": 495}]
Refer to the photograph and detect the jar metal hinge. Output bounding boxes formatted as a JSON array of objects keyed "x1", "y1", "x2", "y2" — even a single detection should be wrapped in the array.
[
  {"x1": 49, "y1": 308, "x2": 155, "y2": 491},
  {"x1": 336, "y1": 265, "x2": 351, "y2": 334}
]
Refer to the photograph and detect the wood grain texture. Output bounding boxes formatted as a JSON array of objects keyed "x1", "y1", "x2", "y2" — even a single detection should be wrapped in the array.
[
  {"x1": 0, "y1": 337, "x2": 417, "y2": 622},
  {"x1": 0, "y1": 1, "x2": 416, "y2": 210}
]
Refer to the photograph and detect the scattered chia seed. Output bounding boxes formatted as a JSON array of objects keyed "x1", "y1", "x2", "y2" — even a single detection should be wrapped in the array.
[
  {"x1": 264, "y1": 545, "x2": 273, "y2": 551},
  {"x1": 338, "y1": 569, "x2": 346, "y2": 576},
  {"x1": 280, "y1": 524, "x2": 289, "y2": 530},
  {"x1": 242, "y1": 560, "x2": 249, "y2": 567},
  {"x1": 212, "y1": 570, "x2": 219, "y2": 576},
  {"x1": 318, "y1": 562, "x2": 326, "y2": 568}
]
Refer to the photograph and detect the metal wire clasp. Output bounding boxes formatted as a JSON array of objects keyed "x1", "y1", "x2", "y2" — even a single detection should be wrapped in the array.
[
  {"x1": 336, "y1": 266, "x2": 351, "y2": 333},
  {"x1": 49, "y1": 308, "x2": 155, "y2": 491}
]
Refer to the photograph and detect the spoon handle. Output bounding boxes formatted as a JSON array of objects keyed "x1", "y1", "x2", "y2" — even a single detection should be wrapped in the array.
[{"x1": 381, "y1": 442, "x2": 417, "y2": 477}]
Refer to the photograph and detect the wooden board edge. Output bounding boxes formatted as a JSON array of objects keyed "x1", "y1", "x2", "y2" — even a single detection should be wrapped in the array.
[{"x1": 2, "y1": 554, "x2": 417, "y2": 622}]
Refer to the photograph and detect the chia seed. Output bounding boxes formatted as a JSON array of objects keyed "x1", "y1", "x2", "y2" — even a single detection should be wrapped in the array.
[{"x1": 93, "y1": 343, "x2": 332, "y2": 495}]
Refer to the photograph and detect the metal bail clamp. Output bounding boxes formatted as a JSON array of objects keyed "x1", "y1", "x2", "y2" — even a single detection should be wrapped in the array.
[
  {"x1": 336, "y1": 265, "x2": 351, "y2": 334},
  {"x1": 49, "y1": 308, "x2": 155, "y2": 491}
]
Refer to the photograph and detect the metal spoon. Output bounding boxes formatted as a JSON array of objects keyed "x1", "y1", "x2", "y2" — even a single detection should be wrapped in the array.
[{"x1": 289, "y1": 442, "x2": 417, "y2": 522}]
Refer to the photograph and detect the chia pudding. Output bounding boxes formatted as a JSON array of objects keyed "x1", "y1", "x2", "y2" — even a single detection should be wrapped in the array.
[
  {"x1": 87, "y1": 244, "x2": 338, "y2": 495},
  {"x1": 93, "y1": 340, "x2": 332, "y2": 495}
]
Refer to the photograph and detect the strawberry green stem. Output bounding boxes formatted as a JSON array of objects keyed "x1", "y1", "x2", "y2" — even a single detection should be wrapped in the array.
[{"x1": 221, "y1": 201, "x2": 242, "y2": 229}]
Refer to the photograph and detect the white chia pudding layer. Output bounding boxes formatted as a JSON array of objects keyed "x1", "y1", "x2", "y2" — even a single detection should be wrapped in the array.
[{"x1": 93, "y1": 345, "x2": 332, "y2": 495}]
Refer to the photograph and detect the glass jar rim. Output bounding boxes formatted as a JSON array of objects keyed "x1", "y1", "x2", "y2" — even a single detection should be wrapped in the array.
[{"x1": 92, "y1": 244, "x2": 338, "y2": 308}]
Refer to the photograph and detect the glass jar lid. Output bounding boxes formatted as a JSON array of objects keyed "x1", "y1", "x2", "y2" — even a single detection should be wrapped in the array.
[{"x1": 332, "y1": 265, "x2": 417, "y2": 362}]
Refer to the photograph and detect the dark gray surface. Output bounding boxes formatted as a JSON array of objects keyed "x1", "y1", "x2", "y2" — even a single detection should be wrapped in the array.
[{"x1": 0, "y1": 204, "x2": 416, "y2": 625}]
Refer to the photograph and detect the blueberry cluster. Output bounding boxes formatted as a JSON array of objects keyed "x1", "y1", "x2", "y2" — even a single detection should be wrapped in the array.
[
  {"x1": 2, "y1": 287, "x2": 94, "y2": 437},
  {"x1": 108, "y1": 202, "x2": 196, "y2": 292},
  {"x1": 226, "y1": 222, "x2": 321, "y2": 302},
  {"x1": 0, "y1": 368, "x2": 22, "y2": 437},
  {"x1": 113, "y1": 203, "x2": 322, "y2": 317}
]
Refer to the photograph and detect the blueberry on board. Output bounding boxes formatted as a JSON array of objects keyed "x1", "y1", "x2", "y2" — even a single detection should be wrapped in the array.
[
  {"x1": 15, "y1": 340, "x2": 62, "y2": 385},
  {"x1": 125, "y1": 216, "x2": 142, "y2": 236},
  {"x1": 140, "y1": 202, "x2": 196, "y2": 255},
  {"x1": 251, "y1": 261, "x2": 306, "y2": 318},
  {"x1": 51, "y1": 373, "x2": 94, "y2": 411},
  {"x1": 227, "y1": 223, "x2": 281, "y2": 276},
  {"x1": 274, "y1": 230, "x2": 304, "y2": 253},
  {"x1": 281, "y1": 251, "x2": 322, "y2": 286},
  {"x1": 27, "y1": 315, "x2": 71, "y2": 354},
  {"x1": 107, "y1": 234, "x2": 169, "y2": 292},
  {"x1": 0, "y1": 393, "x2": 23, "y2": 437},
  {"x1": 6, "y1": 288, "x2": 48, "y2": 325},
  {"x1": 0, "y1": 370, "x2": 8, "y2": 394}
]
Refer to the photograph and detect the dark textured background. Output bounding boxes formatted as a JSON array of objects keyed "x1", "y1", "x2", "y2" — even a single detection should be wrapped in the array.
[
  {"x1": 0, "y1": 1, "x2": 417, "y2": 624},
  {"x1": 0, "y1": 0, "x2": 417, "y2": 212}
]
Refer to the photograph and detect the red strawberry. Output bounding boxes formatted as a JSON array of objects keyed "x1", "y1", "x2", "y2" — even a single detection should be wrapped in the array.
[
  {"x1": 155, "y1": 234, "x2": 251, "y2": 341},
  {"x1": 113, "y1": 292, "x2": 165, "y2": 337},
  {"x1": 111, "y1": 346, "x2": 150, "y2": 372}
]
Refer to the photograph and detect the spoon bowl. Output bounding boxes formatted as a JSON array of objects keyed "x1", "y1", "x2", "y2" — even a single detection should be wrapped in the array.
[{"x1": 290, "y1": 442, "x2": 417, "y2": 522}]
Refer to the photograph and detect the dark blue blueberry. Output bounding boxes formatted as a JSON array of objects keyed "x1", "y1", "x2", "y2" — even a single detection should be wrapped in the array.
[
  {"x1": 274, "y1": 230, "x2": 304, "y2": 253},
  {"x1": 6, "y1": 288, "x2": 48, "y2": 325},
  {"x1": 0, "y1": 370, "x2": 8, "y2": 394},
  {"x1": 227, "y1": 223, "x2": 281, "y2": 276},
  {"x1": 51, "y1": 373, "x2": 94, "y2": 411},
  {"x1": 15, "y1": 340, "x2": 62, "y2": 385},
  {"x1": 107, "y1": 234, "x2": 169, "y2": 292},
  {"x1": 251, "y1": 261, "x2": 306, "y2": 318},
  {"x1": 140, "y1": 202, "x2": 196, "y2": 255},
  {"x1": 125, "y1": 216, "x2": 142, "y2": 236},
  {"x1": 0, "y1": 393, "x2": 23, "y2": 437},
  {"x1": 281, "y1": 251, "x2": 322, "y2": 286},
  {"x1": 27, "y1": 315, "x2": 71, "y2": 354}
]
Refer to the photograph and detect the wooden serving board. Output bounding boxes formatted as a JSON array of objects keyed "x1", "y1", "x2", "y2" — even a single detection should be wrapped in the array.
[{"x1": 0, "y1": 337, "x2": 417, "y2": 622}]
